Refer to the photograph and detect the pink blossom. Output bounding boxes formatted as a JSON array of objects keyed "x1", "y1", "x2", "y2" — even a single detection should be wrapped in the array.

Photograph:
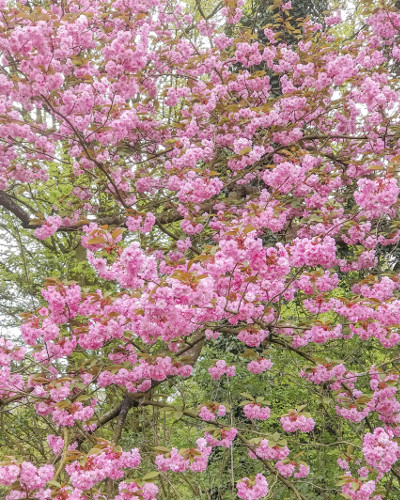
[
  {"x1": 155, "y1": 448, "x2": 190, "y2": 472},
  {"x1": 243, "y1": 403, "x2": 271, "y2": 421},
  {"x1": 247, "y1": 358, "x2": 273, "y2": 373},
  {"x1": 208, "y1": 360, "x2": 236, "y2": 380},
  {"x1": 250, "y1": 439, "x2": 290, "y2": 461},
  {"x1": 281, "y1": 412, "x2": 315, "y2": 432},
  {"x1": 362, "y1": 428, "x2": 400, "y2": 474},
  {"x1": 237, "y1": 473, "x2": 269, "y2": 500},
  {"x1": 34, "y1": 216, "x2": 62, "y2": 240},
  {"x1": 47, "y1": 435, "x2": 64, "y2": 454}
]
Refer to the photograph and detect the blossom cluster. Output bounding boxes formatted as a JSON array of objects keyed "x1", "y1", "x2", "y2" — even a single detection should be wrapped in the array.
[{"x1": 237, "y1": 473, "x2": 269, "y2": 500}]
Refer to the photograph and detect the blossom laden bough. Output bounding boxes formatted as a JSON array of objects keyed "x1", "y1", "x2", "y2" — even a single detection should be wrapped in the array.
[{"x1": 0, "y1": 0, "x2": 400, "y2": 498}]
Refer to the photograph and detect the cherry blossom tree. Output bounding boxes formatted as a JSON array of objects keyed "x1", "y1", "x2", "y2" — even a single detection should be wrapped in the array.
[{"x1": 1, "y1": 0, "x2": 400, "y2": 498}]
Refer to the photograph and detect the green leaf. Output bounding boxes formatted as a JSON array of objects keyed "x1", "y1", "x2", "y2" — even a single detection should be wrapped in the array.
[
  {"x1": 47, "y1": 480, "x2": 62, "y2": 488},
  {"x1": 111, "y1": 228, "x2": 125, "y2": 239},
  {"x1": 238, "y1": 147, "x2": 251, "y2": 155},
  {"x1": 154, "y1": 446, "x2": 170, "y2": 453},
  {"x1": 87, "y1": 236, "x2": 106, "y2": 245},
  {"x1": 241, "y1": 349, "x2": 258, "y2": 360},
  {"x1": 143, "y1": 471, "x2": 160, "y2": 481}
]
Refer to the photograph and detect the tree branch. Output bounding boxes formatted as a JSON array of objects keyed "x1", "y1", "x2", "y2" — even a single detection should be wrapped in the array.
[
  {"x1": 0, "y1": 190, "x2": 31, "y2": 227},
  {"x1": 112, "y1": 397, "x2": 132, "y2": 445}
]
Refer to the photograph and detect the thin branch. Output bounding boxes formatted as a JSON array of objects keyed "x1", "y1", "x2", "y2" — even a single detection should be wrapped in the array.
[{"x1": 112, "y1": 397, "x2": 132, "y2": 445}]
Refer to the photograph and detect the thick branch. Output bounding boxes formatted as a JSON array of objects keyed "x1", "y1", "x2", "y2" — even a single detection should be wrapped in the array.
[
  {"x1": 98, "y1": 399, "x2": 128, "y2": 428},
  {"x1": 0, "y1": 190, "x2": 31, "y2": 227}
]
